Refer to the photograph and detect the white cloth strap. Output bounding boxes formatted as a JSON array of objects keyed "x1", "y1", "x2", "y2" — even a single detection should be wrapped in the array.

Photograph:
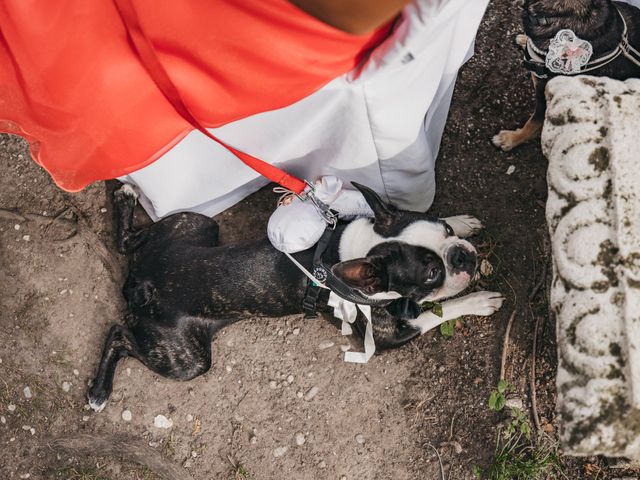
[{"x1": 328, "y1": 292, "x2": 375, "y2": 364}]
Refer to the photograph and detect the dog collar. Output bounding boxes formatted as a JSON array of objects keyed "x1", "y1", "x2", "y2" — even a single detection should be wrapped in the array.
[{"x1": 523, "y1": 8, "x2": 640, "y2": 78}]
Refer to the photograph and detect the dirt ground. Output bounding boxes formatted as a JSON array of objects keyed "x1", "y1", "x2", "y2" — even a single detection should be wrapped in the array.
[{"x1": 2, "y1": 1, "x2": 639, "y2": 479}]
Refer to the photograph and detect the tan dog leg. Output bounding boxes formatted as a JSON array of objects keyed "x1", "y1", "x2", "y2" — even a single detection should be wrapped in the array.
[{"x1": 492, "y1": 74, "x2": 546, "y2": 151}]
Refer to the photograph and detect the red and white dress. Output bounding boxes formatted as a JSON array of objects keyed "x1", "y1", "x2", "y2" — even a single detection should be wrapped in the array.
[{"x1": 0, "y1": 0, "x2": 489, "y2": 219}]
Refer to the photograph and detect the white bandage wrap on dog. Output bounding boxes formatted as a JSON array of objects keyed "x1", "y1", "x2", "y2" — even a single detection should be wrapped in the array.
[
  {"x1": 328, "y1": 292, "x2": 375, "y2": 364},
  {"x1": 267, "y1": 176, "x2": 373, "y2": 253}
]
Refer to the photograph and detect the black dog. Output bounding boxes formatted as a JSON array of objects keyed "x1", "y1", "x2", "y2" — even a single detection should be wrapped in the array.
[
  {"x1": 493, "y1": 0, "x2": 640, "y2": 151},
  {"x1": 88, "y1": 183, "x2": 504, "y2": 411}
]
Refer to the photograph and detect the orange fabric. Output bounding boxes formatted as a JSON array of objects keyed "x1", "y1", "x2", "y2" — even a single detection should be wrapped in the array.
[{"x1": 0, "y1": 0, "x2": 391, "y2": 191}]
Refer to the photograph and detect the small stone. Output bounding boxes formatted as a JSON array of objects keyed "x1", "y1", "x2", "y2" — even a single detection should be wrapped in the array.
[
  {"x1": 505, "y1": 396, "x2": 524, "y2": 411},
  {"x1": 186, "y1": 414, "x2": 194, "y2": 422},
  {"x1": 480, "y1": 259, "x2": 494, "y2": 277},
  {"x1": 122, "y1": 410, "x2": 132, "y2": 422},
  {"x1": 154, "y1": 414, "x2": 173, "y2": 429},
  {"x1": 29, "y1": 428, "x2": 35, "y2": 435},
  {"x1": 14, "y1": 224, "x2": 20, "y2": 230},
  {"x1": 355, "y1": 434, "x2": 365, "y2": 444},
  {"x1": 295, "y1": 432, "x2": 306, "y2": 446},
  {"x1": 318, "y1": 461, "x2": 327, "y2": 469},
  {"x1": 73, "y1": 369, "x2": 79, "y2": 376},
  {"x1": 23, "y1": 387, "x2": 32, "y2": 399},
  {"x1": 296, "y1": 391, "x2": 303, "y2": 398},
  {"x1": 269, "y1": 380, "x2": 278, "y2": 389},
  {"x1": 292, "y1": 328, "x2": 301, "y2": 335},
  {"x1": 19, "y1": 474, "x2": 30, "y2": 479},
  {"x1": 287, "y1": 375, "x2": 294, "y2": 384},
  {"x1": 273, "y1": 446, "x2": 288, "y2": 458},
  {"x1": 340, "y1": 345, "x2": 351, "y2": 352},
  {"x1": 0, "y1": 416, "x2": 5, "y2": 424},
  {"x1": 506, "y1": 165, "x2": 516, "y2": 175},
  {"x1": 100, "y1": 207, "x2": 107, "y2": 213},
  {"x1": 318, "y1": 340, "x2": 334, "y2": 350},
  {"x1": 7, "y1": 404, "x2": 16, "y2": 412},
  {"x1": 226, "y1": 365, "x2": 232, "y2": 373},
  {"x1": 82, "y1": 416, "x2": 89, "y2": 422},
  {"x1": 250, "y1": 435, "x2": 258, "y2": 444},
  {"x1": 61, "y1": 382, "x2": 71, "y2": 393},
  {"x1": 22, "y1": 235, "x2": 30, "y2": 242},
  {"x1": 304, "y1": 386, "x2": 319, "y2": 401},
  {"x1": 21, "y1": 425, "x2": 31, "y2": 431}
]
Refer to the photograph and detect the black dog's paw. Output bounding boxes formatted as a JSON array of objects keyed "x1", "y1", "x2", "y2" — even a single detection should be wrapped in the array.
[
  {"x1": 87, "y1": 385, "x2": 109, "y2": 413},
  {"x1": 114, "y1": 183, "x2": 138, "y2": 202}
]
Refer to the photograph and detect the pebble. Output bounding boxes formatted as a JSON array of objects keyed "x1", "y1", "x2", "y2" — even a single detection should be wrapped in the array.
[
  {"x1": 100, "y1": 207, "x2": 107, "y2": 213},
  {"x1": 226, "y1": 365, "x2": 232, "y2": 373},
  {"x1": 22, "y1": 235, "x2": 30, "y2": 242},
  {"x1": 19, "y1": 474, "x2": 30, "y2": 479},
  {"x1": 186, "y1": 414, "x2": 194, "y2": 422},
  {"x1": 287, "y1": 375, "x2": 294, "y2": 384},
  {"x1": 250, "y1": 435, "x2": 258, "y2": 444},
  {"x1": 8, "y1": 404, "x2": 16, "y2": 412},
  {"x1": 506, "y1": 165, "x2": 516, "y2": 175},
  {"x1": 295, "y1": 432, "x2": 306, "y2": 446},
  {"x1": 269, "y1": 380, "x2": 278, "y2": 390},
  {"x1": 355, "y1": 434, "x2": 366, "y2": 444},
  {"x1": 61, "y1": 382, "x2": 71, "y2": 393},
  {"x1": 23, "y1": 387, "x2": 32, "y2": 399},
  {"x1": 1, "y1": 416, "x2": 5, "y2": 424},
  {"x1": 273, "y1": 446, "x2": 288, "y2": 458},
  {"x1": 318, "y1": 340, "x2": 335, "y2": 350},
  {"x1": 318, "y1": 461, "x2": 327, "y2": 468},
  {"x1": 14, "y1": 224, "x2": 20, "y2": 230},
  {"x1": 121, "y1": 410, "x2": 132, "y2": 422},
  {"x1": 292, "y1": 328, "x2": 301, "y2": 335},
  {"x1": 304, "y1": 386, "x2": 319, "y2": 401},
  {"x1": 154, "y1": 414, "x2": 173, "y2": 429},
  {"x1": 505, "y1": 396, "x2": 524, "y2": 411},
  {"x1": 82, "y1": 416, "x2": 89, "y2": 422},
  {"x1": 296, "y1": 391, "x2": 303, "y2": 398},
  {"x1": 340, "y1": 345, "x2": 351, "y2": 352},
  {"x1": 73, "y1": 369, "x2": 79, "y2": 376}
]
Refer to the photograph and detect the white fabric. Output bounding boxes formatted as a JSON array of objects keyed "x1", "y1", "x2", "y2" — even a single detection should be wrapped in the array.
[
  {"x1": 268, "y1": 176, "x2": 373, "y2": 253},
  {"x1": 328, "y1": 292, "x2": 375, "y2": 364},
  {"x1": 121, "y1": 0, "x2": 489, "y2": 220}
]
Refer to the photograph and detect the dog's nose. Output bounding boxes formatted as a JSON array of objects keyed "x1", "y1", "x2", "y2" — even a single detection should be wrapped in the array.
[{"x1": 448, "y1": 246, "x2": 477, "y2": 273}]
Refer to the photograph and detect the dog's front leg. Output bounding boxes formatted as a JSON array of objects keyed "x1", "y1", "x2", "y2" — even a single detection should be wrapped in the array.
[
  {"x1": 408, "y1": 291, "x2": 504, "y2": 334},
  {"x1": 492, "y1": 74, "x2": 548, "y2": 151}
]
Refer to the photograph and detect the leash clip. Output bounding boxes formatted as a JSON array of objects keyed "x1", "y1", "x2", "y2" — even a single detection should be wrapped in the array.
[{"x1": 302, "y1": 181, "x2": 338, "y2": 229}]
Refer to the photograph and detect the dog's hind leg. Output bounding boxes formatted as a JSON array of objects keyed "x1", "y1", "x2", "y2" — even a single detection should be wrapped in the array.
[
  {"x1": 87, "y1": 324, "x2": 140, "y2": 412},
  {"x1": 113, "y1": 183, "x2": 147, "y2": 254},
  {"x1": 441, "y1": 215, "x2": 484, "y2": 238},
  {"x1": 492, "y1": 74, "x2": 547, "y2": 151}
]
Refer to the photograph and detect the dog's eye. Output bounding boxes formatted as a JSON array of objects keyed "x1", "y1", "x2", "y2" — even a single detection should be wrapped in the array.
[
  {"x1": 443, "y1": 222, "x2": 454, "y2": 236},
  {"x1": 426, "y1": 267, "x2": 439, "y2": 282}
]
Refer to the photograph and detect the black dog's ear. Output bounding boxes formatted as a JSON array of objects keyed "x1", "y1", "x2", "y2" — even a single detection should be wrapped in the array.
[
  {"x1": 331, "y1": 258, "x2": 385, "y2": 294},
  {"x1": 352, "y1": 182, "x2": 397, "y2": 234}
]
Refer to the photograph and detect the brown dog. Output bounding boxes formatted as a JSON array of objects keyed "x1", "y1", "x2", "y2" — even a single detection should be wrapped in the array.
[{"x1": 493, "y1": 0, "x2": 640, "y2": 151}]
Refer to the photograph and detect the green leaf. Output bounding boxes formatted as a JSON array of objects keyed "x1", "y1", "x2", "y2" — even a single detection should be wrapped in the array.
[
  {"x1": 431, "y1": 302, "x2": 443, "y2": 317},
  {"x1": 488, "y1": 391, "x2": 506, "y2": 411},
  {"x1": 497, "y1": 379, "x2": 509, "y2": 393},
  {"x1": 472, "y1": 465, "x2": 482, "y2": 479},
  {"x1": 440, "y1": 319, "x2": 455, "y2": 338}
]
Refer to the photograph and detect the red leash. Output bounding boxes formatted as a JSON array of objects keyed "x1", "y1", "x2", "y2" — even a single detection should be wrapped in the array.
[{"x1": 112, "y1": 0, "x2": 307, "y2": 195}]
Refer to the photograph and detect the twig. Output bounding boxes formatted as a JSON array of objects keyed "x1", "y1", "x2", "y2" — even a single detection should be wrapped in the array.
[
  {"x1": 424, "y1": 443, "x2": 446, "y2": 480},
  {"x1": 500, "y1": 309, "x2": 517, "y2": 381},
  {"x1": 529, "y1": 259, "x2": 548, "y2": 434}
]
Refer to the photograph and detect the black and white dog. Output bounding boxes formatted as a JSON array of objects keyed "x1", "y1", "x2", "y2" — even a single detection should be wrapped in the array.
[{"x1": 88, "y1": 183, "x2": 504, "y2": 411}]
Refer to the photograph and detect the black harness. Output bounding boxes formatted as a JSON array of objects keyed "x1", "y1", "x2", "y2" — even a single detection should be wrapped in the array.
[
  {"x1": 523, "y1": 7, "x2": 640, "y2": 78},
  {"x1": 300, "y1": 225, "x2": 421, "y2": 321}
]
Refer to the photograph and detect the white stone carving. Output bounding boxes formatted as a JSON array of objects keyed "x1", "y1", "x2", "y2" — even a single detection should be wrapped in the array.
[{"x1": 544, "y1": 76, "x2": 640, "y2": 457}]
